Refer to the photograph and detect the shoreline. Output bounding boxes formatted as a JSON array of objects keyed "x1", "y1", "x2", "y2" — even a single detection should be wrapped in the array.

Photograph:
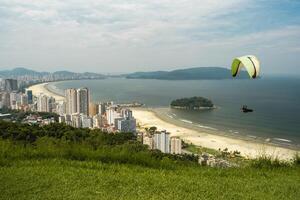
[
  {"x1": 132, "y1": 107, "x2": 298, "y2": 160},
  {"x1": 27, "y1": 81, "x2": 299, "y2": 160},
  {"x1": 27, "y1": 82, "x2": 65, "y2": 102}
]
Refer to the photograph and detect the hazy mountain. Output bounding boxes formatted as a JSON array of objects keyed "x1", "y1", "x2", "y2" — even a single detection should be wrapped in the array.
[
  {"x1": 0, "y1": 67, "x2": 105, "y2": 79},
  {"x1": 126, "y1": 67, "x2": 249, "y2": 80},
  {"x1": 0, "y1": 67, "x2": 49, "y2": 77}
]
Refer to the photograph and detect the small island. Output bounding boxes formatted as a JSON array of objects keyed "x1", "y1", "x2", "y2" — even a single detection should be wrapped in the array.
[{"x1": 170, "y1": 96, "x2": 214, "y2": 110}]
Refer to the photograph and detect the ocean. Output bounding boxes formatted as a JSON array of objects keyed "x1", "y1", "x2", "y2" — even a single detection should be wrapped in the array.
[{"x1": 49, "y1": 77, "x2": 300, "y2": 148}]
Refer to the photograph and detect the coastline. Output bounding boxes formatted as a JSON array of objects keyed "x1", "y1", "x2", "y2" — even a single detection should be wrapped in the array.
[
  {"x1": 27, "y1": 81, "x2": 299, "y2": 160},
  {"x1": 27, "y1": 82, "x2": 65, "y2": 102},
  {"x1": 132, "y1": 107, "x2": 298, "y2": 160}
]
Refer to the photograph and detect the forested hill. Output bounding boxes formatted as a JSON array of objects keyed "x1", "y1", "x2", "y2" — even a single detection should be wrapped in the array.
[{"x1": 126, "y1": 67, "x2": 249, "y2": 80}]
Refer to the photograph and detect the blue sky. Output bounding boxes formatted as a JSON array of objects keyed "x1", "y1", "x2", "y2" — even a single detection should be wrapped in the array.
[{"x1": 0, "y1": 0, "x2": 299, "y2": 74}]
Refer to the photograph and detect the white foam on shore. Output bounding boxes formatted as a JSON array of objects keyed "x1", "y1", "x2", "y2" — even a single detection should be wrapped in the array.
[
  {"x1": 166, "y1": 114, "x2": 174, "y2": 119},
  {"x1": 195, "y1": 124, "x2": 218, "y2": 131},
  {"x1": 180, "y1": 119, "x2": 193, "y2": 124},
  {"x1": 247, "y1": 135, "x2": 257, "y2": 139},
  {"x1": 273, "y1": 138, "x2": 292, "y2": 143}
]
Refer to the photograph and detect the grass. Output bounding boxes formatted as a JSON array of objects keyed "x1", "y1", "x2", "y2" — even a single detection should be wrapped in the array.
[
  {"x1": 1, "y1": 140, "x2": 300, "y2": 200},
  {"x1": 184, "y1": 143, "x2": 220, "y2": 155},
  {"x1": 1, "y1": 159, "x2": 299, "y2": 200}
]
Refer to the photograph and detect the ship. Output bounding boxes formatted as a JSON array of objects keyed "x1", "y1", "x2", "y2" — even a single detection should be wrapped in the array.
[{"x1": 241, "y1": 105, "x2": 253, "y2": 113}]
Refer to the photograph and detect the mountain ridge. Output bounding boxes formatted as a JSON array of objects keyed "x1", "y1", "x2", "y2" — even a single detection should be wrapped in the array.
[
  {"x1": 126, "y1": 67, "x2": 249, "y2": 80},
  {"x1": 0, "y1": 67, "x2": 105, "y2": 79}
]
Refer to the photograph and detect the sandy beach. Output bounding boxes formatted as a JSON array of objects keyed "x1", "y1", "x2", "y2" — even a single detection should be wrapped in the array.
[
  {"x1": 133, "y1": 108, "x2": 298, "y2": 160},
  {"x1": 27, "y1": 82, "x2": 298, "y2": 160},
  {"x1": 27, "y1": 83, "x2": 65, "y2": 102}
]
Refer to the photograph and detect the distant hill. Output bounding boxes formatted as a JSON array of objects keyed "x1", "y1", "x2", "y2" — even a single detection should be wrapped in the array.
[
  {"x1": 126, "y1": 67, "x2": 249, "y2": 80},
  {"x1": 0, "y1": 67, "x2": 49, "y2": 77},
  {"x1": 0, "y1": 67, "x2": 106, "y2": 79}
]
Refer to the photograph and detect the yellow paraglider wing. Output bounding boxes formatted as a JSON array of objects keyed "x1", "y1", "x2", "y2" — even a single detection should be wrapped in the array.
[{"x1": 232, "y1": 55, "x2": 260, "y2": 78}]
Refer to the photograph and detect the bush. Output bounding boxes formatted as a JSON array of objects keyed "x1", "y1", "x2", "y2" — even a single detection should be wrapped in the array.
[{"x1": 250, "y1": 155, "x2": 290, "y2": 168}]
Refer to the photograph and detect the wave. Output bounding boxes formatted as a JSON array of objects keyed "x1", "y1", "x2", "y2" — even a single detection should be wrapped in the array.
[
  {"x1": 273, "y1": 138, "x2": 292, "y2": 143},
  {"x1": 166, "y1": 114, "x2": 174, "y2": 119},
  {"x1": 180, "y1": 119, "x2": 193, "y2": 124},
  {"x1": 195, "y1": 124, "x2": 218, "y2": 131}
]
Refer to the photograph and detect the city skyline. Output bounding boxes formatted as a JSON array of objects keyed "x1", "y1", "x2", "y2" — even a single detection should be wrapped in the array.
[{"x1": 0, "y1": 1, "x2": 299, "y2": 75}]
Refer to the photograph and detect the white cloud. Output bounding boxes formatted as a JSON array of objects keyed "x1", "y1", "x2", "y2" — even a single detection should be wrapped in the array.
[{"x1": 0, "y1": 0, "x2": 299, "y2": 74}]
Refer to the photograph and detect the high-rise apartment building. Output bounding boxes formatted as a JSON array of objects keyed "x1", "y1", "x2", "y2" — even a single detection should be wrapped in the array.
[
  {"x1": 4, "y1": 79, "x2": 18, "y2": 92},
  {"x1": 170, "y1": 137, "x2": 182, "y2": 154},
  {"x1": 37, "y1": 94, "x2": 55, "y2": 112},
  {"x1": 26, "y1": 90, "x2": 33, "y2": 104},
  {"x1": 154, "y1": 130, "x2": 170, "y2": 153},
  {"x1": 89, "y1": 102, "x2": 98, "y2": 117},
  {"x1": 65, "y1": 88, "x2": 77, "y2": 115},
  {"x1": 77, "y1": 88, "x2": 89, "y2": 116},
  {"x1": 106, "y1": 106, "x2": 120, "y2": 125}
]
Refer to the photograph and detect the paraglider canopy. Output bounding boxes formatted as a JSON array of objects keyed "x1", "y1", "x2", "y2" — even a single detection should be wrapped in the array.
[{"x1": 231, "y1": 55, "x2": 260, "y2": 78}]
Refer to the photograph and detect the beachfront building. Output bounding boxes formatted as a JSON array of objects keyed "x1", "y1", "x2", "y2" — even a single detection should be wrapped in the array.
[
  {"x1": 170, "y1": 137, "x2": 182, "y2": 154},
  {"x1": 154, "y1": 130, "x2": 170, "y2": 153},
  {"x1": 65, "y1": 88, "x2": 77, "y2": 115},
  {"x1": 106, "y1": 105, "x2": 121, "y2": 125},
  {"x1": 117, "y1": 118, "x2": 136, "y2": 133},
  {"x1": 77, "y1": 88, "x2": 89, "y2": 116},
  {"x1": 143, "y1": 134, "x2": 154, "y2": 149}
]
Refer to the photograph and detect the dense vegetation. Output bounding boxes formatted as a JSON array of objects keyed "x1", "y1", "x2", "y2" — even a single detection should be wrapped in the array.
[
  {"x1": 0, "y1": 108, "x2": 59, "y2": 122},
  {"x1": 126, "y1": 67, "x2": 249, "y2": 80},
  {"x1": 171, "y1": 96, "x2": 214, "y2": 109},
  {"x1": 0, "y1": 119, "x2": 299, "y2": 199},
  {"x1": 0, "y1": 120, "x2": 198, "y2": 167}
]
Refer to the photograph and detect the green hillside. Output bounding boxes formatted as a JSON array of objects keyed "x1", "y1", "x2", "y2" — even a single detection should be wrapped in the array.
[{"x1": 0, "y1": 120, "x2": 299, "y2": 200}]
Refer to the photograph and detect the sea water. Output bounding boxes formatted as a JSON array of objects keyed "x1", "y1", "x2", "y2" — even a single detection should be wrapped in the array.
[{"x1": 49, "y1": 76, "x2": 300, "y2": 147}]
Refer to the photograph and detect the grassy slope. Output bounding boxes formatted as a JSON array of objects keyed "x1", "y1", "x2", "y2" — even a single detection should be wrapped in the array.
[{"x1": 1, "y1": 158, "x2": 299, "y2": 200}]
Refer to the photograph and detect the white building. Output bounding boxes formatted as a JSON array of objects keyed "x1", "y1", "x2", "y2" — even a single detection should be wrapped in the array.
[
  {"x1": 92, "y1": 114, "x2": 103, "y2": 128},
  {"x1": 20, "y1": 94, "x2": 28, "y2": 106},
  {"x1": 71, "y1": 113, "x2": 81, "y2": 128},
  {"x1": 106, "y1": 106, "x2": 121, "y2": 125},
  {"x1": 65, "y1": 88, "x2": 77, "y2": 115},
  {"x1": 143, "y1": 134, "x2": 154, "y2": 149},
  {"x1": 37, "y1": 94, "x2": 48, "y2": 112},
  {"x1": 81, "y1": 115, "x2": 93, "y2": 128},
  {"x1": 37, "y1": 95, "x2": 55, "y2": 112},
  {"x1": 10, "y1": 92, "x2": 18, "y2": 108},
  {"x1": 154, "y1": 130, "x2": 170, "y2": 153},
  {"x1": 170, "y1": 137, "x2": 182, "y2": 154},
  {"x1": 59, "y1": 115, "x2": 66, "y2": 123}
]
